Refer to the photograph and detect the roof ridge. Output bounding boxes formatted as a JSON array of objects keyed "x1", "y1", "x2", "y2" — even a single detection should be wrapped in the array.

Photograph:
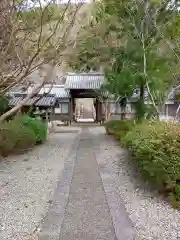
[{"x1": 66, "y1": 72, "x2": 104, "y2": 76}]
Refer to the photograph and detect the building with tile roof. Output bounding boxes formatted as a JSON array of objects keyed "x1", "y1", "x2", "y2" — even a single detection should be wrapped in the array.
[{"x1": 8, "y1": 72, "x2": 180, "y2": 122}]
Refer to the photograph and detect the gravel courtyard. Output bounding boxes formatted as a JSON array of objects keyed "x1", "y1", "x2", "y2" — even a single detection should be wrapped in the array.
[
  {"x1": 0, "y1": 129, "x2": 79, "y2": 240},
  {"x1": 0, "y1": 126, "x2": 179, "y2": 240}
]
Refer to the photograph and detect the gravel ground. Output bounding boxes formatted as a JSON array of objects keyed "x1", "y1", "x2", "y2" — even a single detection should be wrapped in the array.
[
  {"x1": 0, "y1": 131, "x2": 78, "y2": 240},
  {"x1": 0, "y1": 125, "x2": 179, "y2": 240},
  {"x1": 90, "y1": 126, "x2": 180, "y2": 240}
]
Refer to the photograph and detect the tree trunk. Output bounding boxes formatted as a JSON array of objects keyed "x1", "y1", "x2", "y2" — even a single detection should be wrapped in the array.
[
  {"x1": 140, "y1": 81, "x2": 144, "y2": 102},
  {"x1": 120, "y1": 97, "x2": 127, "y2": 120},
  {"x1": 0, "y1": 64, "x2": 55, "y2": 122},
  {"x1": 0, "y1": 83, "x2": 45, "y2": 122},
  {"x1": 27, "y1": 85, "x2": 53, "y2": 114}
]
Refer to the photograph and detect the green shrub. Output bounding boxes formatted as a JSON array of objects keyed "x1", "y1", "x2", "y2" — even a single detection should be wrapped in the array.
[
  {"x1": 16, "y1": 115, "x2": 47, "y2": 144},
  {"x1": 122, "y1": 120, "x2": 180, "y2": 208},
  {"x1": 0, "y1": 115, "x2": 47, "y2": 156},
  {"x1": 0, "y1": 120, "x2": 36, "y2": 156},
  {"x1": 115, "y1": 131, "x2": 122, "y2": 140},
  {"x1": 104, "y1": 120, "x2": 119, "y2": 134},
  {"x1": 104, "y1": 120, "x2": 135, "y2": 139},
  {"x1": 0, "y1": 95, "x2": 9, "y2": 115}
]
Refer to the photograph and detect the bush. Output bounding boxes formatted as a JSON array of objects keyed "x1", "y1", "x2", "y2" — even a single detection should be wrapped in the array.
[
  {"x1": 115, "y1": 131, "x2": 122, "y2": 140},
  {"x1": 0, "y1": 120, "x2": 36, "y2": 156},
  {"x1": 15, "y1": 115, "x2": 47, "y2": 144},
  {"x1": 122, "y1": 120, "x2": 180, "y2": 208},
  {"x1": 0, "y1": 115, "x2": 47, "y2": 157},
  {"x1": 0, "y1": 95, "x2": 9, "y2": 115},
  {"x1": 104, "y1": 120, "x2": 135, "y2": 139}
]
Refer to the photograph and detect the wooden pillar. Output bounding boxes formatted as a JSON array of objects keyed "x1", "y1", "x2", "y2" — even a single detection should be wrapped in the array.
[
  {"x1": 99, "y1": 101, "x2": 102, "y2": 122},
  {"x1": 50, "y1": 107, "x2": 54, "y2": 130},
  {"x1": 72, "y1": 97, "x2": 76, "y2": 122},
  {"x1": 166, "y1": 104, "x2": 169, "y2": 118},
  {"x1": 95, "y1": 105, "x2": 97, "y2": 123},
  {"x1": 69, "y1": 100, "x2": 73, "y2": 125},
  {"x1": 95, "y1": 98, "x2": 98, "y2": 123}
]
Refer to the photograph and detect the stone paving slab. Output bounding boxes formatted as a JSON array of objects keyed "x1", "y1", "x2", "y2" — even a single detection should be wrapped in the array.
[
  {"x1": 38, "y1": 134, "x2": 81, "y2": 240},
  {"x1": 92, "y1": 129, "x2": 136, "y2": 240},
  {"x1": 38, "y1": 127, "x2": 136, "y2": 240},
  {"x1": 59, "y1": 130, "x2": 117, "y2": 240}
]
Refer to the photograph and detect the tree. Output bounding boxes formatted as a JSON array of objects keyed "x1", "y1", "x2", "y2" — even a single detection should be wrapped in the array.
[
  {"x1": 69, "y1": 0, "x2": 179, "y2": 119},
  {"x1": 0, "y1": 0, "x2": 85, "y2": 121}
]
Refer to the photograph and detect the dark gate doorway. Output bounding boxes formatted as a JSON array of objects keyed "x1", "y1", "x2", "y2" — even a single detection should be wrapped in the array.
[{"x1": 65, "y1": 73, "x2": 105, "y2": 124}]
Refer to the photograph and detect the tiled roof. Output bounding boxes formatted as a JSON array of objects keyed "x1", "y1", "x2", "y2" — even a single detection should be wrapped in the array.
[
  {"x1": 9, "y1": 94, "x2": 57, "y2": 107},
  {"x1": 39, "y1": 85, "x2": 70, "y2": 99},
  {"x1": 65, "y1": 73, "x2": 104, "y2": 89},
  {"x1": 8, "y1": 96, "x2": 22, "y2": 106},
  {"x1": 106, "y1": 89, "x2": 149, "y2": 102}
]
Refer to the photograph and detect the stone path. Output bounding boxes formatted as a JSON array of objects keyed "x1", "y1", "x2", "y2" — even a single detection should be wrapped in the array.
[
  {"x1": 59, "y1": 130, "x2": 116, "y2": 240},
  {"x1": 1, "y1": 126, "x2": 179, "y2": 240},
  {"x1": 39, "y1": 127, "x2": 135, "y2": 240}
]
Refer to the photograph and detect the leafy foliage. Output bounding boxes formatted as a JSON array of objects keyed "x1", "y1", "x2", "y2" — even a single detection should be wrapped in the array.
[
  {"x1": 0, "y1": 96, "x2": 9, "y2": 115},
  {"x1": 70, "y1": 0, "x2": 179, "y2": 119},
  {"x1": 104, "y1": 119, "x2": 135, "y2": 138},
  {"x1": 15, "y1": 115, "x2": 47, "y2": 144},
  {"x1": 105, "y1": 118, "x2": 180, "y2": 207},
  {"x1": 19, "y1": 4, "x2": 63, "y2": 29},
  {"x1": 0, "y1": 120, "x2": 36, "y2": 156},
  {"x1": 122, "y1": 120, "x2": 180, "y2": 208},
  {"x1": 134, "y1": 100, "x2": 147, "y2": 120},
  {"x1": 0, "y1": 115, "x2": 47, "y2": 156}
]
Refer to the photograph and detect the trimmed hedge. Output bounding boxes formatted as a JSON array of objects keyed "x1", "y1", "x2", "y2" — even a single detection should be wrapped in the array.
[
  {"x1": 0, "y1": 121, "x2": 36, "y2": 156},
  {"x1": 122, "y1": 121, "x2": 180, "y2": 208},
  {"x1": 16, "y1": 115, "x2": 47, "y2": 144},
  {"x1": 104, "y1": 120, "x2": 135, "y2": 139},
  {"x1": 0, "y1": 115, "x2": 47, "y2": 156}
]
